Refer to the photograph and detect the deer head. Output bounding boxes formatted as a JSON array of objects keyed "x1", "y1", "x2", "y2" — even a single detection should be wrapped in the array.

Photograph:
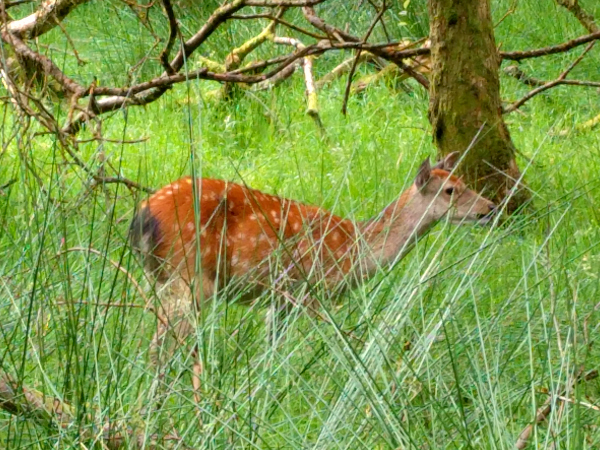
[{"x1": 414, "y1": 152, "x2": 497, "y2": 225}]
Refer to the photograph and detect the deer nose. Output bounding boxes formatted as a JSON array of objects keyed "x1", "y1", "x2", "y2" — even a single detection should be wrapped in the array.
[{"x1": 488, "y1": 203, "x2": 497, "y2": 213}]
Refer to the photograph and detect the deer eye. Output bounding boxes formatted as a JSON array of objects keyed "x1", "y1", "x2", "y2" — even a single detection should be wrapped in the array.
[{"x1": 445, "y1": 187, "x2": 455, "y2": 195}]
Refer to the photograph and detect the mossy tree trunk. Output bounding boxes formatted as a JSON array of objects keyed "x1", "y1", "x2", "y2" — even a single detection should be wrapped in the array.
[{"x1": 427, "y1": 0, "x2": 528, "y2": 211}]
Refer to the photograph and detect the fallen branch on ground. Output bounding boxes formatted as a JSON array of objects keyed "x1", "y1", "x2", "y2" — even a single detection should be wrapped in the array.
[
  {"x1": 0, "y1": 370, "x2": 184, "y2": 448},
  {"x1": 515, "y1": 369, "x2": 598, "y2": 449}
]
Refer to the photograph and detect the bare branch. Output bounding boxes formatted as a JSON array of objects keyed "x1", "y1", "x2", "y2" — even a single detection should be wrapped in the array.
[
  {"x1": 52, "y1": 15, "x2": 86, "y2": 65},
  {"x1": 500, "y1": 30, "x2": 600, "y2": 61},
  {"x1": 0, "y1": 28, "x2": 85, "y2": 96},
  {"x1": 159, "y1": 0, "x2": 180, "y2": 75},
  {"x1": 89, "y1": 176, "x2": 155, "y2": 194},
  {"x1": 0, "y1": 370, "x2": 183, "y2": 449},
  {"x1": 6, "y1": 0, "x2": 91, "y2": 39},
  {"x1": 272, "y1": 35, "x2": 323, "y2": 128},
  {"x1": 315, "y1": 52, "x2": 377, "y2": 89},
  {"x1": 225, "y1": 8, "x2": 284, "y2": 71},
  {"x1": 168, "y1": 0, "x2": 247, "y2": 74},
  {"x1": 302, "y1": 5, "x2": 359, "y2": 42},
  {"x1": 494, "y1": 0, "x2": 518, "y2": 27},
  {"x1": 245, "y1": 0, "x2": 327, "y2": 5},
  {"x1": 302, "y1": 5, "x2": 429, "y2": 88},
  {"x1": 254, "y1": 62, "x2": 297, "y2": 90},
  {"x1": 555, "y1": 0, "x2": 598, "y2": 33},
  {"x1": 503, "y1": 42, "x2": 596, "y2": 114},
  {"x1": 342, "y1": 2, "x2": 387, "y2": 115},
  {"x1": 504, "y1": 65, "x2": 546, "y2": 86},
  {"x1": 231, "y1": 13, "x2": 328, "y2": 39}
]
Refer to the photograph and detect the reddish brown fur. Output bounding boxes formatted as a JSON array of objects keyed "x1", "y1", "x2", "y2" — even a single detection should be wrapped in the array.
[
  {"x1": 431, "y1": 169, "x2": 462, "y2": 185},
  {"x1": 141, "y1": 177, "x2": 358, "y2": 294}
]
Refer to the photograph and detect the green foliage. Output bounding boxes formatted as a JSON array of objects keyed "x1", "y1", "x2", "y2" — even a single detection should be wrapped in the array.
[{"x1": 1, "y1": 0, "x2": 600, "y2": 448}]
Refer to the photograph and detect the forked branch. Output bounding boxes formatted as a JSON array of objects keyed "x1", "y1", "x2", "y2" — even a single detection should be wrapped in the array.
[{"x1": 503, "y1": 41, "x2": 597, "y2": 114}]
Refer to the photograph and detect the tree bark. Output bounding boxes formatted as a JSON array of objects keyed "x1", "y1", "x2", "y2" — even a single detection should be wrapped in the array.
[{"x1": 427, "y1": 0, "x2": 528, "y2": 211}]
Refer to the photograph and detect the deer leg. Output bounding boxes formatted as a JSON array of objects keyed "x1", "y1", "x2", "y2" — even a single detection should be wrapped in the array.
[{"x1": 150, "y1": 277, "x2": 195, "y2": 374}]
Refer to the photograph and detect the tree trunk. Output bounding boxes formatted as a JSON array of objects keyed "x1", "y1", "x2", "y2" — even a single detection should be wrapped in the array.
[{"x1": 427, "y1": 0, "x2": 529, "y2": 211}]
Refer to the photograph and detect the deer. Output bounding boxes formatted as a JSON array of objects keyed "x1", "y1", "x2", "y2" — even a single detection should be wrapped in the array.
[{"x1": 130, "y1": 152, "x2": 497, "y2": 366}]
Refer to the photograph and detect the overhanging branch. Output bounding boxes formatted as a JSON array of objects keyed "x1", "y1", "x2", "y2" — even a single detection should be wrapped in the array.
[{"x1": 5, "y1": 0, "x2": 92, "y2": 39}]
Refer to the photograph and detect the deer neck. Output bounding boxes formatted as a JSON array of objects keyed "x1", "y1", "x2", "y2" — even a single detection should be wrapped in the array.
[{"x1": 357, "y1": 185, "x2": 437, "y2": 275}]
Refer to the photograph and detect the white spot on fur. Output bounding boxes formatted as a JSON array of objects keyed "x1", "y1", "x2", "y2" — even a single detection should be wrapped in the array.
[
  {"x1": 165, "y1": 190, "x2": 173, "y2": 196},
  {"x1": 332, "y1": 231, "x2": 341, "y2": 241},
  {"x1": 270, "y1": 210, "x2": 280, "y2": 224},
  {"x1": 248, "y1": 214, "x2": 257, "y2": 221},
  {"x1": 172, "y1": 183, "x2": 180, "y2": 190},
  {"x1": 231, "y1": 254, "x2": 239, "y2": 266},
  {"x1": 237, "y1": 231, "x2": 244, "y2": 240},
  {"x1": 187, "y1": 222, "x2": 194, "y2": 231},
  {"x1": 186, "y1": 178, "x2": 193, "y2": 184},
  {"x1": 157, "y1": 195, "x2": 165, "y2": 200},
  {"x1": 293, "y1": 222, "x2": 301, "y2": 232}
]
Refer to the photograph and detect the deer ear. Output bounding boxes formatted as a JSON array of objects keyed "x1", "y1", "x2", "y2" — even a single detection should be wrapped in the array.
[
  {"x1": 443, "y1": 151, "x2": 460, "y2": 170},
  {"x1": 415, "y1": 158, "x2": 431, "y2": 188},
  {"x1": 433, "y1": 151, "x2": 460, "y2": 171}
]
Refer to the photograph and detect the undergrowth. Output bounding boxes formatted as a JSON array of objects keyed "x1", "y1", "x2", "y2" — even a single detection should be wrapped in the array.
[{"x1": 1, "y1": 0, "x2": 600, "y2": 448}]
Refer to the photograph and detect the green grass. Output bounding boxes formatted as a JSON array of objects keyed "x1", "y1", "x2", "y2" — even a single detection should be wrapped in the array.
[{"x1": 1, "y1": 0, "x2": 600, "y2": 448}]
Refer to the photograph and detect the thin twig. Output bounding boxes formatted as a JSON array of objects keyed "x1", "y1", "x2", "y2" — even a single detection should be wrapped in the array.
[
  {"x1": 0, "y1": 28, "x2": 85, "y2": 96},
  {"x1": 503, "y1": 42, "x2": 596, "y2": 114},
  {"x1": 56, "y1": 247, "x2": 150, "y2": 306},
  {"x1": 555, "y1": 0, "x2": 598, "y2": 33},
  {"x1": 52, "y1": 16, "x2": 87, "y2": 65},
  {"x1": 231, "y1": 13, "x2": 328, "y2": 39},
  {"x1": 0, "y1": 178, "x2": 17, "y2": 195},
  {"x1": 554, "y1": 394, "x2": 600, "y2": 412},
  {"x1": 515, "y1": 369, "x2": 598, "y2": 449},
  {"x1": 89, "y1": 176, "x2": 155, "y2": 193},
  {"x1": 342, "y1": 2, "x2": 387, "y2": 115},
  {"x1": 159, "y1": 0, "x2": 179, "y2": 75},
  {"x1": 76, "y1": 136, "x2": 150, "y2": 144},
  {"x1": 505, "y1": 65, "x2": 600, "y2": 88},
  {"x1": 494, "y1": 0, "x2": 518, "y2": 28},
  {"x1": 500, "y1": 30, "x2": 600, "y2": 61}
]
